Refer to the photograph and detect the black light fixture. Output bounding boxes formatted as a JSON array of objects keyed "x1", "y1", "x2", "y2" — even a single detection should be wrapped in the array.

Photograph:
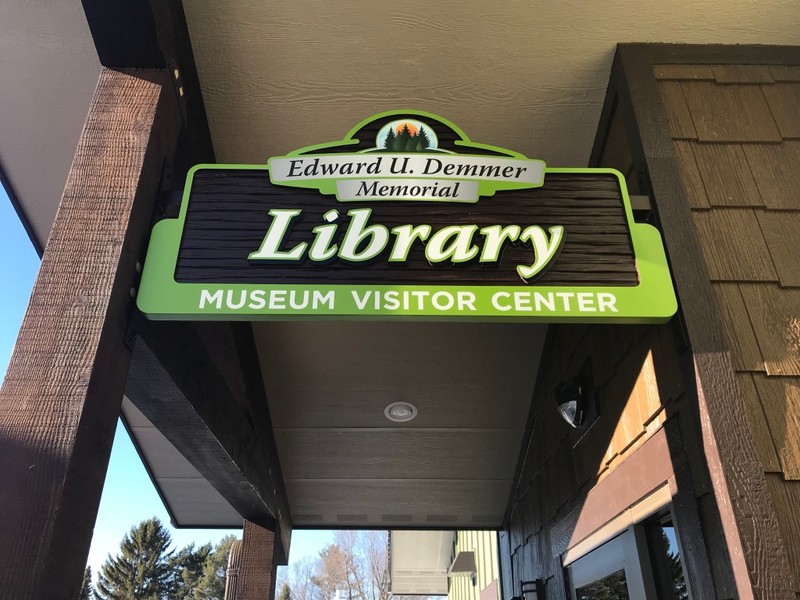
[
  {"x1": 554, "y1": 376, "x2": 588, "y2": 428},
  {"x1": 521, "y1": 579, "x2": 545, "y2": 600}
]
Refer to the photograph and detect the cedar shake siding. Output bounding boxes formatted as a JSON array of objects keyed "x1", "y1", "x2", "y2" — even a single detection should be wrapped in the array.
[
  {"x1": 657, "y1": 63, "x2": 800, "y2": 594},
  {"x1": 498, "y1": 46, "x2": 800, "y2": 600}
]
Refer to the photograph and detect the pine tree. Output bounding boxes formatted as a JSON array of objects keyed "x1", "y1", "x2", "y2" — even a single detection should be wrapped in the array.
[
  {"x1": 277, "y1": 581, "x2": 292, "y2": 600},
  {"x1": 169, "y1": 542, "x2": 213, "y2": 599},
  {"x1": 383, "y1": 127, "x2": 395, "y2": 151},
  {"x1": 78, "y1": 566, "x2": 93, "y2": 600},
  {"x1": 417, "y1": 127, "x2": 430, "y2": 150},
  {"x1": 95, "y1": 518, "x2": 174, "y2": 600},
  {"x1": 396, "y1": 124, "x2": 412, "y2": 151},
  {"x1": 195, "y1": 535, "x2": 237, "y2": 600}
]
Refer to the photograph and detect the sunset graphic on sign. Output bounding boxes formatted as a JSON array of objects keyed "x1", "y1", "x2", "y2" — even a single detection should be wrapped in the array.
[
  {"x1": 375, "y1": 119, "x2": 439, "y2": 152},
  {"x1": 395, "y1": 121, "x2": 417, "y2": 135}
]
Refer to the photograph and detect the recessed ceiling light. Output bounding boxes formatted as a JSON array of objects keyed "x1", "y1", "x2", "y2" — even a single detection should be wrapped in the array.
[{"x1": 384, "y1": 401, "x2": 418, "y2": 423}]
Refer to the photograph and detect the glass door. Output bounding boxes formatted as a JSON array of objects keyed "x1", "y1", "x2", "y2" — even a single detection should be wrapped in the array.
[{"x1": 567, "y1": 529, "x2": 655, "y2": 600}]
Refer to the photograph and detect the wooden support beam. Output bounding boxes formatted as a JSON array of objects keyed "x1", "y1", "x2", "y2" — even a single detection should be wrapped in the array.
[
  {"x1": 80, "y1": 0, "x2": 215, "y2": 167},
  {"x1": 147, "y1": 0, "x2": 216, "y2": 166},
  {"x1": 81, "y1": 0, "x2": 163, "y2": 68},
  {"x1": 0, "y1": 68, "x2": 178, "y2": 598},
  {"x1": 126, "y1": 319, "x2": 292, "y2": 563},
  {"x1": 82, "y1": 0, "x2": 292, "y2": 562}
]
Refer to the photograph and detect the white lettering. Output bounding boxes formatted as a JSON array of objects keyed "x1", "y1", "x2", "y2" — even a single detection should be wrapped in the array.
[
  {"x1": 248, "y1": 290, "x2": 266, "y2": 309},
  {"x1": 314, "y1": 290, "x2": 335, "y2": 310},
  {"x1": 249, "y1": 209, "x2": 307, "y2": 261},
  {"x1": 598, "y1": 293, "x2": 618, "y2": 312},
  {"x1": 199, "y1": 289, "x2": 223, "y2": 309},
  {"x1": 457, "y1": 291, "x2": 476, "y2": 311},
  {"x1": 492, "y1": 291, "x2": 512, "y2": 312},
  {"x1": 577, "y1": 292, "x2": 596, "y2": 312},
  {"x1": 517, "y1": 225, "x2": 564, "y2": 280}
]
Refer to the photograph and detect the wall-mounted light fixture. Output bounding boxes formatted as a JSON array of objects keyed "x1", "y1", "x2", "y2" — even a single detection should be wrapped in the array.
[{"x1": 554, "y1": 376, "x2": 588, "y2": 428}]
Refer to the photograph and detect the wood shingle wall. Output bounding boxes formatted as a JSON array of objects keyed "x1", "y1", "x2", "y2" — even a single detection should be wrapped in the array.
[
  {"x1": 657, "y1": 63, "x2": 800, "y2": 594},
  {"x1": 499, "y1": 322, "x2": 686, "y2": 599}
]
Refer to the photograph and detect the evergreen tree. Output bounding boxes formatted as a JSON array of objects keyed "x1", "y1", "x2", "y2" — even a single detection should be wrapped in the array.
[
  {"x1": 383, "y1": 127, "x2": 395, "y2": 151},
  {"x1": 417, "y1": 127, "x2": 430, "y2": 150},
  {"x1": 196, "y1": 535, "x2": 237, "y2": 600},
  {"x1": 169, "y1": 542, "x2": 213, "y2": 599},
  {"x1": 95, "y1": 518, "x2": 174, "y2": 600},
  {"x1": 78, "y1": 566, "x2": 93, "y2": 600},
  {"x1": 277, "y1": 581, "x2": 292, "y2": 600},
  {"x1": 396, "y1": 124, "x2": 412, "y2": 151}
]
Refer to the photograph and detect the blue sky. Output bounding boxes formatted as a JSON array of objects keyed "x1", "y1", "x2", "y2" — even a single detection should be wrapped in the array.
[{"x1": 0, "y1": 188, "x2": 333, "y2": 577}]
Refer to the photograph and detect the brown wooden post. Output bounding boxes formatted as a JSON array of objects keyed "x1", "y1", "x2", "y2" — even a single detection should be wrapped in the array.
[
  {"x1": 0, "y1": 67, "x2": 178, "y2": 598},
  {"x1": 235, "y1": 520, "x2": 280, "y2": 600}
]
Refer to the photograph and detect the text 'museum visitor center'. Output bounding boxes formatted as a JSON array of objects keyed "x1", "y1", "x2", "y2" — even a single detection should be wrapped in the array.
[{"x1": 1, "y1": 1, "x2": 800, "y2": 598}]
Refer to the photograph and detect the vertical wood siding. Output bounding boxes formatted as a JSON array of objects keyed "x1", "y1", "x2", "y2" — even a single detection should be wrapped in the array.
[{"x1": 449, "y1": 531, "x2": 500, "y2": 600}]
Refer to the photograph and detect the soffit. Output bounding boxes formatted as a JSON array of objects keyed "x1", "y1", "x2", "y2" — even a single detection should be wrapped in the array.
[
  {"x1": 181, "y1": 1, "x2": 800, "y2": 168},
  {"x1": 389, "y1": 530, "x2": 454, "y2": 596},
  {"x1": 0, "y1": 0, "x2": 99, "y2": 249},
  {"x1": 121, "y1": 397, "x2": 242, "y2": 527},
  {"x1": 254, "y1": 321, "x2": 546, "y2": 528}
]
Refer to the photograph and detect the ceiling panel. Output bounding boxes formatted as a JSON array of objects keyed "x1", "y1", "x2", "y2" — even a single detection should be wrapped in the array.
[
  {"x1": 0, "y1": 0, "x2": 99, "y2": 247},
  {"x1": 389, "y1": 531, "x2": 453, "y2": 595},
  {"x1": 285, "y1": 478, "x2": 514, "y2": 528},
  {"x1": 257, "y1": 321, "x2": 544, "y2": 428},
  {"x1": 255, "y1": 321, "x2": 543, "y2": 527},
  {"x1": 273, "y1": 428, "x2": 523, "y2": 480},
  {"x1": 121, "y1": 398, "x2": 241, "y2": 528},
  {"x1": 157, "y1": 478, "x2": 242, "y2": 527}
]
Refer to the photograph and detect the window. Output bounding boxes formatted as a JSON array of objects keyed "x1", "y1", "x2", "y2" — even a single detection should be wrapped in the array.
[
  {"x1": 645, "y1": 518, "x2": 688, "y2": 600},
  {"x1": 575, "y1": 569, "x2": 629, "y2": 599},
  {"x1": 567, "y1": 529, "x2": 653, "y2": 599},
  {"x1": 563, "y1": 486, "x2": 693, "y2": 600}
]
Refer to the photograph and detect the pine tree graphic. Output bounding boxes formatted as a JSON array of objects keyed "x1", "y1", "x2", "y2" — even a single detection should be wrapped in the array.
[
  {"x1": 383, "y1": 126, "x2": 396, "y2": 150},
  {"x1": 384, "y1": 122, "x2": 434, "y2": 152},
  {"x1": 417, "y1": 126, "x2": 431, "y2": 150},
  {"x1": 396, "y1": 123, "x2": 412, "y2": 151}
]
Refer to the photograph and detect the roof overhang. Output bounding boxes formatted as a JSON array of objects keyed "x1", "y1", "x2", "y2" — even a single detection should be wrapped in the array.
[{"x1": 390, "y1": 531, "x2": 454, "y2": 596}]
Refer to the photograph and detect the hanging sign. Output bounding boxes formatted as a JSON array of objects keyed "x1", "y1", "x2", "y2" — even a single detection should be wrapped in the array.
[{"x1": 137, "y1": 111, "x2": 676, "y2": 321}]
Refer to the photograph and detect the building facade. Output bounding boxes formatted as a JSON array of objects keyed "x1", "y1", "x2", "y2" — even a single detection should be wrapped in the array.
[{"x1": 1, "y1": 2, "x2": 799, "y2": 599}]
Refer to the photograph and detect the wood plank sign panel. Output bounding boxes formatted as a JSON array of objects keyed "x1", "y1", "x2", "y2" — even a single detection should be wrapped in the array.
[{"x1": 138, "y1": 111, "x2": 676, "y2": 321}]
